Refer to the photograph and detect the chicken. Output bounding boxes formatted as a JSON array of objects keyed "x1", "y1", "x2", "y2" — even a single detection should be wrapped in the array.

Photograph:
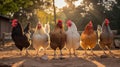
[
  {"x1": 50, "y1": 20, "x2": 66, "y2": 59},
  {"x1": 32, "y1": 22, "x2": 50, "y2": 56},
  {"x1": 99, "y1": 18, "x2": 114, "y2": 56},
  {"x1": 11, "y1": 19, "x2": 30, "y2": 55},
  {"x1": 66, "y1": 20, "x2": 80, "y2": 56},
  {"x1": 80, "y1": 21, "x2": 97, "y2": 56}
]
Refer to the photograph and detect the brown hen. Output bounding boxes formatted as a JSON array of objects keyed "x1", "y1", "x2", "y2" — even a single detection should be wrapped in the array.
[
  {"x1": 50, "y1": 20, "x2": 66, "y2": 59},
  {"x1": 80, "y1": 21, "x2": 97, "y2": 56}
]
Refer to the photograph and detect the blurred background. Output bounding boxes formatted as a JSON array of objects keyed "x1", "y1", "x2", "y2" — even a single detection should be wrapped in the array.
[{"x1": 0, "y1": 0, "x2": 120, "y2": 31}]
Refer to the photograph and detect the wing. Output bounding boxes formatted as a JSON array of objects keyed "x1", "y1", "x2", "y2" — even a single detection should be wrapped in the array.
[{"x1": 12, "y1": 34, "x2": 30, "y2": 49}]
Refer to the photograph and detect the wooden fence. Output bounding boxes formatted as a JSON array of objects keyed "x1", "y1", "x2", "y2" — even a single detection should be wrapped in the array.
[{"x1": 0, "y1": 32, "x2": 12, "y2": 45}]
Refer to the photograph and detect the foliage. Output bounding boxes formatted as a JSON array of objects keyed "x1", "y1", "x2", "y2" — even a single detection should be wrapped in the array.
[
  {"x1": 0, "y1": 0, "x2": 120, "y2": 31},
  {"x1": 62, "y1": 0, "x2": 119, "y2": 30},
  {"x1": 36, "y1": 9, "x2": 54, "y2": 25},
  {"x1": 0, "y1": 0, "x2": 53, "y2": 28},
  {"x1": 0, "y1": 0, "x2": 33, "y2": 15}
]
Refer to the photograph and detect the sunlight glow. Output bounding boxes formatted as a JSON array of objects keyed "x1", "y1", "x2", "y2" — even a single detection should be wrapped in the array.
[
  {"x1": 91, "y1": 60, "x2": 105, "y2": 67},
  {"x1": 55, "y1": 0, "x2": 83, "y2": 8},
  {"x1": 74, "y1": 0, "x2": 83, "y2": 7},
  {"x1": 55, "y1": 0, "x2": 67, "y2": 8}
]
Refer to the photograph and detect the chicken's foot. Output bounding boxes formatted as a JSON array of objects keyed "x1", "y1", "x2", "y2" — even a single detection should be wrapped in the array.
[
  {"x1": 106, "y1": 46, "x2": 115, "y2": 58},
  {"x1": 59, "y1": 50, "x2": 65, "y2": 60},
  {"x1": 83, "y1": 49, "x2": 88, "y2": 58},
  {"x1": 73, "y1": 49, "x2": 77, "y2": 57},
  {"x1": 69, "y1": 49, "x2": 72, "y2": 57}
]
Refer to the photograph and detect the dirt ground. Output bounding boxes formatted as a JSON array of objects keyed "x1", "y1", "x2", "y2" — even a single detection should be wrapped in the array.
[{"x1": 0, "y1": 42, "x2": 120, "y2": 67}]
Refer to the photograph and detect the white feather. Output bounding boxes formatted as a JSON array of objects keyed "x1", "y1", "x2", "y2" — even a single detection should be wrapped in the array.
[
  {"x1": 97, "y1": 25, "x2": 102, "y2": 38},
  {"x1": 66, "y1": 21, "x2": 80, "y2": 50},
  {"x1": 44, "y1": 22, "x2": 50, "y2": 34},
  {"x1": 32, "y1": 22, "x2": 50, "y2": 51}
]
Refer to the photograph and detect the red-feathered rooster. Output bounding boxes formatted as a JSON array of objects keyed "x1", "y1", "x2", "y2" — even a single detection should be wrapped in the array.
[
  {"x1": 80, "y1": 21, "x2": 97, "y2": 56},
  {"x1": 66, "y1": 20, "x2": 80, "y2": 56},
  {"x1": 11, "y1": 19, "x2": 30, "y2": 55},
  {"x1": 50, "y1": 20, "x2": 66, "y2": 59},
  {"x1": 99, "y1": 18, "x2": 114, "y2": 56}
]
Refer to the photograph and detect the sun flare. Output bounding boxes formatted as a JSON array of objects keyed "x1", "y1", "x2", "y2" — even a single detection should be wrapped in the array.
[
  {"x1": 55, "y1": 0, "x2": 67, "y2": 8},
  {"x1": 55, "y1": 0, "x2": 83, "y2": 8},
  {"x1": 74, "y1": 0, "x2": 83, "y2": 7}
]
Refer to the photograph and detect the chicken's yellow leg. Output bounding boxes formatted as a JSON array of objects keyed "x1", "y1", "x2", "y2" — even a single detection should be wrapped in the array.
[
  {"x1": 36, "y1": 49, "x2": 39, "y2": 56},
  {"x1": 69, "y1": 49, "x2": 72, "y2": 57},
  {"x1": 25, "y1": 49, "x2": 30, "y2": 56},
  {"x1": 83, "y1": 49, "x2": 88, "y2": 57},
  {"x1": 73, "y1": 48, "x2": 77, "y2": 56},
  {"x1": 44, "y1": 49, "x2": 46, "y2": 55},
  {"x1": 54, "y1": 50, "x2": 57, "y2": 59},
  {"x1": 106, "y1": 46, "x2": 114, "y2": 57}
]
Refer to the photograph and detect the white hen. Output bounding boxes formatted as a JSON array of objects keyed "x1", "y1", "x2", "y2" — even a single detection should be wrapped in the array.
[
  {"x1": 66, "y1": 20, "x2": 80, "y2": 56},
  {"x1": 32, "y1": 22, "x2": 50, "y2": 56}
]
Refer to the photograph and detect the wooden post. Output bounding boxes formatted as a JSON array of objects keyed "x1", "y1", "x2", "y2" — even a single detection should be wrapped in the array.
[
  {"x1": 53, "y1": 0, "x2": 56, "y2": 24},
  {"x1": 2, "y1": 32, "x2": 5, "y2": 45}
]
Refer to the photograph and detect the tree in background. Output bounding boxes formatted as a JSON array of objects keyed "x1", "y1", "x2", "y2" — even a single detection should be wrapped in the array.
[
  {"x1": 62, "y1": 0, "x2": 119, "y2": 30},
  {"x1": 0, "y1": 0, "x2": 119, "y2": 31},
  {"x1": 0, "y1": 0, "x2": 52, "y2": 27},
  {"x1": 36, "y1": 9, "x2": 53, "y2": 24}
]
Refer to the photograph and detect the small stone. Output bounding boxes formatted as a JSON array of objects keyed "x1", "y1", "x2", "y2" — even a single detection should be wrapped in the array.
[
  {"x1": 40, "y1": 55, "x2": 49, "y2": 60},
  {"x1": 100, "y1": 55, "x2": 108, "y2": 58}
]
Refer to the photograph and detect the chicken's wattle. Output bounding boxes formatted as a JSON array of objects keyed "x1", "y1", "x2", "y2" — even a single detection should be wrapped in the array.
[{"x1": 37, "y1": 24, "x2": 41, "y2": 29}]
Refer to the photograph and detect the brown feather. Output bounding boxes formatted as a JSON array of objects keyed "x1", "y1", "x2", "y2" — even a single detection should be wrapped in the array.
[
  {"x1": 80, "y1": 21, "x2": 97, "y2": 50},
  {"x1": 50, "y1": 23, "x2": 66, "y2": 50}
]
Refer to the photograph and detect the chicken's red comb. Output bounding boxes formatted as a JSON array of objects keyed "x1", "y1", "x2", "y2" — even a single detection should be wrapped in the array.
[
  {"x1": 67, "y1": 20, "x2": 72, "y2": 23},
  {"x1": 58, "y1": 20, "x2": 62, "y2": 23}
]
